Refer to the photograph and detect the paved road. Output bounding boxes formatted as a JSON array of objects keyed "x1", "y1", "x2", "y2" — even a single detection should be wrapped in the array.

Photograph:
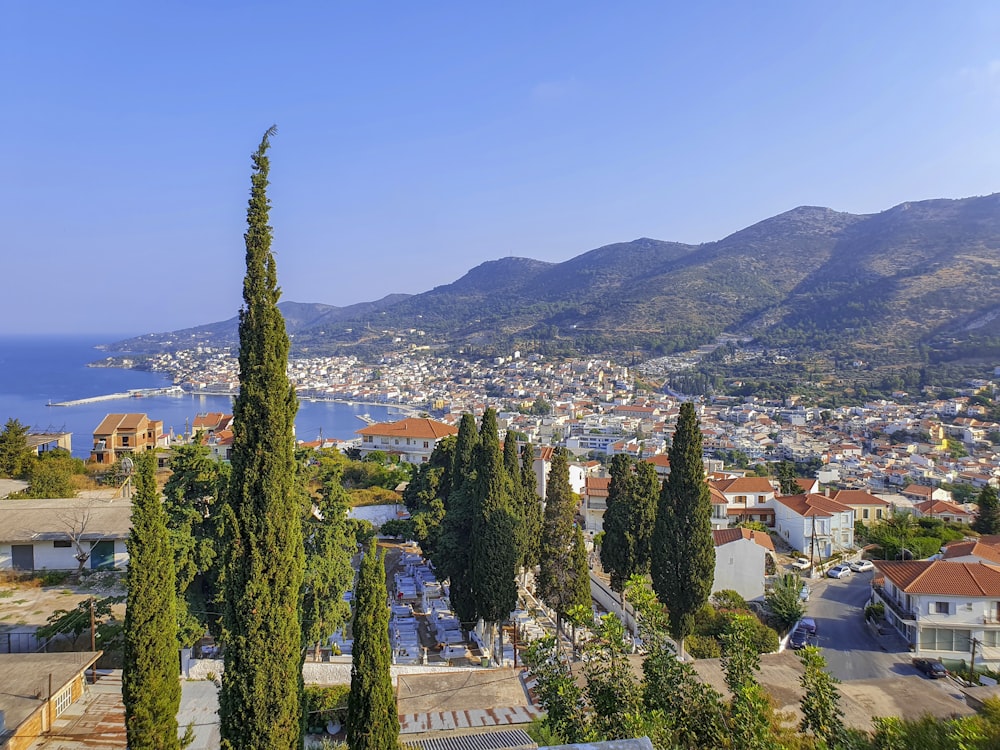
[{"x1": 805, "y1": 570, "x2": 911, "y2": 681}]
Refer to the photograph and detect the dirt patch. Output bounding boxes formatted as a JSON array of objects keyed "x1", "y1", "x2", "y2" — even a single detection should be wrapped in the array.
[{"x1": 0, "y1": 570, "x2": 126, "y2": 639}]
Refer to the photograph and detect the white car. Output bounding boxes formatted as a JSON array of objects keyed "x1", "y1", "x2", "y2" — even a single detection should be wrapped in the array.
[
  {"x1": 791, "y1": 557, "x2": 811, "y2": 571},
  {"x1": 849, "y1": 559, "x2": 875, "y2": 573},
  {"x1": 827, "y1": 564, "x2": 852, "y2": 579}
]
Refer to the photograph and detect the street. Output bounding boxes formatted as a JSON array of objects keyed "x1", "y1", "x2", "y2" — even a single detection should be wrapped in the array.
[{"x1": 805, "y1": 570, "x2": 910, "y2": 681}]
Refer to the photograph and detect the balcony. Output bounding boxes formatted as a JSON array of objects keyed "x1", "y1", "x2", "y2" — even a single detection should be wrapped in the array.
[{"x1": 872, "y1": 583, "x2": 917, "y2": 621}]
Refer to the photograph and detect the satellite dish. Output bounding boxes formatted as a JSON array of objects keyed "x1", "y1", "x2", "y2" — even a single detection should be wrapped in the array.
[{"x1": 121, "y1": 457, "x2": 134, "y2": 476}]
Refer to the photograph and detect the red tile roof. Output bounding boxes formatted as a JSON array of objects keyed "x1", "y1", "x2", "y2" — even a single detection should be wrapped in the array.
[
  {"x1": 942, "y1": 538, "x2": 1000, "y2": 565},
  {"x1": 773, "y1": 493, "x2": 852, "y2": 518},
  {"x1": 356, "y1": 418, "x2": 458, "y2": 440},
  {"x1": 584, "y1": 476, "x2": 610, "y2": 497},
  {"x1": 830, "y1": 490, "x2": 890, "y2": 507},
  {"x1": 873, "y1": 560, "x2": 1000, "y2": 596},
  {"x1": 713, "y1": 527, "x2": 775, "y2": 552},
  {"x1": 711, "y1": 477, "x2": 775, "y2": 495},
  {"x1": 915, "y1": 499, "x2": 973, "y2": 518}
]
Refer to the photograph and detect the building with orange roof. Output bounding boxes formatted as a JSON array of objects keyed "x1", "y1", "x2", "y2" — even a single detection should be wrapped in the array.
[
  {"x1": 941, "y1": 536, "x2": 1000, "y2": 566},
  {"x1": 710, "y1": 476, "x2": 777, "y2": 528},
  {"x1": 90, "y1": 413, "x2": 164, "y2": 464},
  {"x1": 713, "y1": 527, "x2": 776, "y2": 601},
  {"x1": 872, "y1": 560, "x2": 1000, "y2": 666},
  {"x1": 913, "y1": 498, "x2": 975, "y2": 525},
  {"x1": 582, "y1": 476, "x2": 611, "y2": 532},
  {"x1": 355, "y1": 417, "x2": 457, "y2": 465},
  {"x1": 830, "y1": 489, "x2": 892, "y2": 525},
  {"x1": 772, "y1": 493, "x2": 855, "y2": 560}
]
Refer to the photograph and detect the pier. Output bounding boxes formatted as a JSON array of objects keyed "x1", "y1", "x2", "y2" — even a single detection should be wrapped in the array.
[{"x1": 47, "y1": 386, "x2": 186, "y2": 407}]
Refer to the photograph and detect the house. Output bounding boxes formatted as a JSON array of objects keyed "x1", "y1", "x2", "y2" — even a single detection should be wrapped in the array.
[
  {"x1": 901, "y1": 484, "x2": 951, "y2": 504},
  {"x1": 0, "y1": 497, "x2": 132, "y2": 571},
  {"x1": 582, "y1": 476, "x2": 611, "y2": 532},
  {"x1": 709, "y1": 485, "x2": 729, "y2": 530},
  {"x1": 830, "y1": 489, "x2": 892, "y2": 526},
  {"x1": 772, "y1": 493, "x2": 855, "y2": 560},
  {"x1": 0, "y1": 652, "x2": 102, "y2": 750},
  {"x1": 941, "y1": 537, "x2": 1000, "y2": 566},
  {"x1": 871, "y1": 560, "x2": 1000, "y2": 667},
  {"x1": 913, "y1": 498, "x2": 975, "y2": 525},
  {"x1": 643, "y1": 454, "x2": 670, "y2": 479},
  {"x1": 25, "y1": 432, "x2": 72, "y2": 456},
  {"x1": 355, "y1": 417, "x2": 458, "y2": 464},
  {"x1": 90, "y1": 413, "x2": 164, "y2": 464},
  {"x1": 710, "y1": 476, "x2": 776, "y2": 528},
  {"x1": 712, "y1": 527, "x2": 775, "y2": 601},
  {"x1": 191, "y1": 411, "x2": 234, "y2": 438}
]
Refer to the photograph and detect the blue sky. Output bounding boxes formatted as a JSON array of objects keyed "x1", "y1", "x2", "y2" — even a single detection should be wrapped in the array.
[{"x1": 5, "y1": 3, "x2": 1000, "y2": 335}]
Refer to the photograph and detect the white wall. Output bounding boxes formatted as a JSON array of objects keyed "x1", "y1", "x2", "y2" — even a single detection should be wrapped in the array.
[{"x1": 713, "y1": 540, "x2": 767, "y2": 601}]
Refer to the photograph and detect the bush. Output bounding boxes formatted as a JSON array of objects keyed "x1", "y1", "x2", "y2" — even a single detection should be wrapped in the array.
[
  {"x1": 685, "y1": 633, "x2": 721, "y2": 659},
  {"x1": 711, "y1": 590, "x2": 748, "y2": 611},
  {"x1": 865, "y1": 602, "x2": 885, "y2": 622},
  {"x1": 37, "y1": 570, "x2": 70, "y2": 587},
  {"x1": 379, "y1": 519, "x2": 413, "y2": 539},
  {"x1": 304, "y1": 684, "x2": 350, "y2": 733}
]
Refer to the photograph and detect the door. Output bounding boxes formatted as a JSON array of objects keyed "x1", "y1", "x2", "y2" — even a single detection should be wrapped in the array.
[
  {"x1": 90, "y1": 540, "x2": 115, "y2": 570},
  {"x1": 11, "y1": 545, "x2": 34, "y2": 571}
]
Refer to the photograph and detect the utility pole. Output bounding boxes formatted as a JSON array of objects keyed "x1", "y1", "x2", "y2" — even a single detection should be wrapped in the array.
[
  {"x1": 971, "y1": 636, "x2": 981, "y2": 681},
  {"x1": 90, "y1": 597, "x2": 97, "y2": 684}
]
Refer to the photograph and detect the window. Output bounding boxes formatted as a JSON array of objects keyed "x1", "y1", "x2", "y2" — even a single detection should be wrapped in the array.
[
  {"x1": 863, "y1": 509, "x2": 870, "y2": 520},
  {"x1": 920, "y1": 627, "x2": 970, "y2": 652},
  {"x1": 876, "y1": 509, "x2": 884, "y2": 519},
  {"x1": 423, "y1": 441, "x2": 429, "y2": 449},
  {"x1": 364, "y1": 435, "x2": 373, "y2": 443},
  {"x1": 735, "y1": 495, "x2": 747, "y2": 505},
  {"x1": 121, "y1": 435, "x2": 130, "y2": 446},
  {"x1": 933, "y1": 602, "x2": 950, "y2": 615},
  {"x1": 983, "y1": 630, "x2": 1000, "y2": 648},
  {"x1": 54, "y1": 540, "x2": 72, "y2": 548},
  {"x1": 54, "y1": 685, "x2": 72, "y2": 716}
]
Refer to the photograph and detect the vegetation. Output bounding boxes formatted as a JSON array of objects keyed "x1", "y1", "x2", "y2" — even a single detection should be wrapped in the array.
[
  {"x1": 0, "y1": 417, "x2": 32, "y2": 478},
  {"x1": 651, "y1": 402, "x2": 715, "y2": 651},
  {"x1": 798, "y1": 646, "x2": 847, "y2": 747},
  {"x1": 437, "y1": 414, "x2": 479, "y2": 628},
  {"x1": 347, "y1": 545, "x2": 398, "y2": 750},
  {"x1": 973, "y1": 486, "x2": 1000, "y2": 536},
  {"x1": 765, "y1": 574, "x2": 806, "y2": 630},
  {"x1": 122, "y1": 452, "x2": 183, "y2": 750},
  {"x1": 538, "y1": 447, "x2": 584, "y2": 632},
  {"x1": 601, "y1": 454, "x2": 658, "y2": 592},
  {"x1": 219, "y1": 128, "x2": 305, "y2": 750}
]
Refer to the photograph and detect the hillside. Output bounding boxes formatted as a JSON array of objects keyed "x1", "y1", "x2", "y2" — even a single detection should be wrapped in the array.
[{"x1": 111, "y1": 194, "x2": 1000, "y2": 382}]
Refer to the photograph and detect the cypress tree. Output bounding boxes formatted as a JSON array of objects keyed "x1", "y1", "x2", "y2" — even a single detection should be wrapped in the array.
[
  {"x1": 122, "y1": 450, "x2": 181, "y2": 750},
  {"x1": 651, "y1": 402, "x2": 715, "y2": 650},
  {"x1": 538, "y1": 447, "x2": 578, "y2": 632},
  {"x1": 517, "y1": 443, "x2": 543, "y2": 574},
  {"x1": 601, "y1": 455, "x2": 638, "y2": 593},
  {"x1": 219, "y1": 128, "x2": 305, "y2": 749},
  {"x1": 347, "y1": 544, "x2": 399, "y2": 750},
  {"x1": 568, "y1": 524, "x2": 592, "y2": 614},
  {"x1": 469, "y1": 408, "x2": 519, "y2": 658},
  {"x1": 438, "y1": 413, "x2": 479, "y2": 629}
]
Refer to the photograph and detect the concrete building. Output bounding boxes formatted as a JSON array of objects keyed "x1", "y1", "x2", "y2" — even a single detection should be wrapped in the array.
[
  {"x1": 90, "y1": 413, "x2": 164, "y2": 464},
  {"x1": 356, "y1": 417, "x2": 458, "y2": 464}
]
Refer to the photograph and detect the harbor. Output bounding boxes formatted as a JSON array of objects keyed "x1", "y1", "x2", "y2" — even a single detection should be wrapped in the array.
[{"x1": 47, "y1": 386, "x2": 187, "y2": 407}]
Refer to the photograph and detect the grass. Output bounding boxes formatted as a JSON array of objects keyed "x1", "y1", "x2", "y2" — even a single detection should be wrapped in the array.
[
  {"x1": 0, "y1": 591, "x2": 13, "y2": 599},
  {"x1": 11, "y1": 599, "x2": 27, "y2": 605}
]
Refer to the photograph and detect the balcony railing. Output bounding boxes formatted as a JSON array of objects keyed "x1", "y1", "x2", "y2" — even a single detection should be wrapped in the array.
[{"x1": 872, "y1": 583, "x2": 917, "y2": 621}]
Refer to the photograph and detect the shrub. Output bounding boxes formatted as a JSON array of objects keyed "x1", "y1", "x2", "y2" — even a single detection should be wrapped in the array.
[
  {"x1": 865, "y1": 602, "x2": 885, "y2": 622},
  {"x1": 305, "y1": 684, "x2": 350, "y2": 733},
  {"x1": 711, "y1": 590, "x2": 748, "y2": 611},
  {"x1": 685, "y1": 633, "x2": 721, "y2": 659}
]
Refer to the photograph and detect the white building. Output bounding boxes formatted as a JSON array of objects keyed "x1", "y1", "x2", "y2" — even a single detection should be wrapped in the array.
[
  {"x1": 772, "y1": 493, "x2": 855, "y2": 560},
  {"x1": 355, "y1": 417, "x2": 458, "y2": 464},
  {"x1": 712, "y1": 527, "x2": 775, "y2": 601}
]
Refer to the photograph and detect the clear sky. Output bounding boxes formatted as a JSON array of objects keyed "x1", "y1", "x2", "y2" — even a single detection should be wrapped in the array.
[{"x1": 4, "y1": 3, "x2": 1000, "y2": 335}]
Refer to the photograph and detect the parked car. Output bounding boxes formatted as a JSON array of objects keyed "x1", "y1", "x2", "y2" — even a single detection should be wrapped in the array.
[
  {"x1": 791, "y1": 557, "x2": 811, "y2": 571},
  {"x1": 799, "y1": 583, "x2": 811, "y2": 602},
  {"x1": 913, "y1": 658, "x2": 948, "y2": 679},
  {"x1": 789, "y1": 626, "x2": 812, "y2": 650},
  {"x1": 827, "y1": 564, "x2": 852, "y2": 579},
  {"x1": 849, "y1": 559, "x2": 875, "y2": 573},
  {"x1": 799, "y1": 616, "x2": 818, "y2": 635}
]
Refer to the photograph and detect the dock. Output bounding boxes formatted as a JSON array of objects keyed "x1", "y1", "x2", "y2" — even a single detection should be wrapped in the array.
[{"x1": 48, "y1": 386, "x2": 186, "y2": 407}]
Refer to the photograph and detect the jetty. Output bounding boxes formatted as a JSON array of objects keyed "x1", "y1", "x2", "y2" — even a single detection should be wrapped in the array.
[{"x1": 48, "y1": 386, "x2": 186, "y2": 407}]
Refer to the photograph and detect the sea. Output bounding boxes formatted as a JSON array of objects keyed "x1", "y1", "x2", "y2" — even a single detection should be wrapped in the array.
[{"x1": 0, "y1": 335, "x2": 398, "y2": 459}]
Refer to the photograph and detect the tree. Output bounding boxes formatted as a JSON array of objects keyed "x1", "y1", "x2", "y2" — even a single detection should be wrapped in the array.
[
  {"x1": 517, "y1": 443, "x2": 543, "y2": 576},
  {"x1": 776, "y1": 460, "x2": 798, "y2": 496},
  {"x1": 601, "y1": 455, "x2": 657, "y2": 593},
  {"x1": 347, "y1": 544, "x2": 399, "y2": 750},
  {"x1": 721, "y1": 614, "x2": 780, "y2": 750},
  {"x1": 302, "y1": 461, "x2": 355, "y2": 661},
  {"x1": 469, "y1": 408, "x2": 519, "y2": 660},
  {"x1": 651, "y1": 402, "x2": 715, "y2": 651},
  {"x1": 973, "y1": 486, "x2": 1000, "y2": 536},
  {"x1": 219, "y1": 128, "x2": 305, "y2": 750},
  {"x1": 122, "y1": 451, "x2": 183, "y2": 750},
  {"x1": 538, "y1": 448, "x2": 581, "y2": 632},
  {"x1": 22, "y1": 449, "x2": 79, "y2": 498},
  {"x1": 798, "y1": 646, "x2": 847, "y2": 746},
  {"x1": 0, "y1": 417, "x2": 32, "y2": 478},
  {"x1": 765, "y1": 574, "x2": 805, "y2": 630},
  {"x1": 437, "y1": 414, "x2": 479, "y2": 629},
  {"x1": 522, "y1": 635, "x2": 589, "y2": 743}
]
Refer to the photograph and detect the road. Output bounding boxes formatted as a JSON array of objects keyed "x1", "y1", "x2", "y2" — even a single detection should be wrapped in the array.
[{"x1": 804, "y1": 569, "x2": 911, "y2": 681}]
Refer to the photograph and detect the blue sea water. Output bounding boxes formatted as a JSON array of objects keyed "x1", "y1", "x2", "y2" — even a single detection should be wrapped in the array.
[{"x1": 0, "y1": 335, "x2": 396, "y2": 458}]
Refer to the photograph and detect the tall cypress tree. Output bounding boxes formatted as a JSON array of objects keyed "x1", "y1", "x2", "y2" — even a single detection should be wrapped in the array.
[
  {"x1": 347, "y1": 544, "x2": 399, "y2": 750},
  {"x1": 219, "y1": 128, "x2": 305, "y2": 749},
  {"x1": 518, "y1": 443, "x2": 543, "y2": 575},
  {"x1": 651, "y1": 402, "x2": 715, "y2": 650},
  {"x1": 122, "y1": 451, "x2": 181, "y2": 750},
  {"x1": 438, "y1": 413, "x2": 479, "y2": 629},
  {"x1": 469, "y1": 408, "x2": 519, "y2": 658},
  {"x1": 538, "y1": 447, "x2": 578, "y2": 632},
  {"x1": 601, "y1": 455, "x2": 639, "y2": 593},
  {"x1": 973, "y1": 485, "x2": 1000, "y2": 535}
]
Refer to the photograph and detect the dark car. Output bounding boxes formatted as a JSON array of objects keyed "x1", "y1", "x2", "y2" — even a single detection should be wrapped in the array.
[
  {"x1": 913, "y1": 658, "x2": 948, "y2": 679},
  {"x1": 789, "y1": 626, "x2": 813, "y2": 650},
  {"x1": 799, "y1": 616, "x2": 818, "y2": 635}
]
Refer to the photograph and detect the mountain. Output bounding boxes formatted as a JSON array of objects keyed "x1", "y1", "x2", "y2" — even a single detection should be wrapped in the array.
[{"x1": 112, "y1": 195, "x2": 1000, "y2": 375}]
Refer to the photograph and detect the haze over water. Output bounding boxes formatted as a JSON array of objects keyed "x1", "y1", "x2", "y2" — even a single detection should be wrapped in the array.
[{"x1": 0, "y1": 335, "x2": 396, "y2": 458}]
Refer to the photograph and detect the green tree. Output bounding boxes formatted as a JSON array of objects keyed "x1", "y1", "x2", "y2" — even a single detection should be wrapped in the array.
[
  {"x1": 765, "y1": 574, "x2": 805, "y2": 630},
  {"x1": 469, "y1": 408, "x2": 519, "y2": 660},
  {"x1": 601, "y1": 455, "x2": 658, "y2": 593},
  {"x1": 347, "y1": 544, "x2": 399, "y2": 750},
  {"x1": 651, "y1": 402, "x2": 715, "y2": 651},
  {"x1": 721, "y1": 614, "x2": 780, "y2": 750},
  {"x1": 516, "y1": 443, "x2": 543, "y2": 575},
  {"x1": 162, "y1": 442, "x2": 226, "y2": 646},
  {"x1": 302, "y1": 461, "x2": 355, "y2": 661},
  {"x1": 776, "y1": 460, "x2": 798, "y2": 496},
  {"x1": 438, "y1": 414, "x2": 479, "y2": 629},
  {"x1": 521, "y1": 635, "x2": 590, "y2": 743},
  {"x1": 973, "y1": 486, "x2": 1000, "y2": 536},
  {"x1": 0, "y1": 417, "x2": 32, "y2": 478},
  {"x1": 798, "y1": 646, "x2": 847, "y2": 747},
  {"x1": 219, "y1": 128, "x2": 305, "y2": 750},
  {"x1": 122, "y1": 452, "x2": 182, "y2": 750},
  {"x1": 21, "y1": 449, "x2": 78, "y2": 498},
  {"x1": 538, "y1": 448, "x2": 581, "y2": 632}
]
